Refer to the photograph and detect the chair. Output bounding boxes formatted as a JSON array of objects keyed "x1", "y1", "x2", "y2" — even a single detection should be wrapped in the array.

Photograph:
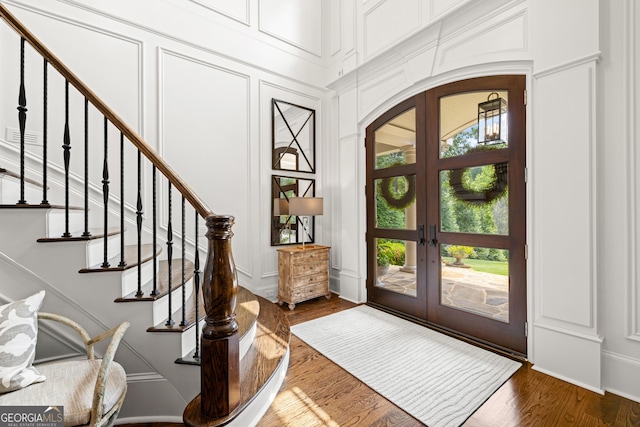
[{"x1": 0, "y1": 313, "x2": 130, "y2": 427}]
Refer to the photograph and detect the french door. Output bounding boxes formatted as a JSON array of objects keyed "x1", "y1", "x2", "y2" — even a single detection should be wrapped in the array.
[{"x1": 366, "y1": 75, "x2": 527, "y2": 355}]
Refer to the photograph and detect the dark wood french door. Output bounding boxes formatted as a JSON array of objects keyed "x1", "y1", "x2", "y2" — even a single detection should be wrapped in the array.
[{"x1": 366, "y1": 75, "x2": 527, "y2": 355}]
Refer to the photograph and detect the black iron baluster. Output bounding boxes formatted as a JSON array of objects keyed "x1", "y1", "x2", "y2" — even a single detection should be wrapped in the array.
[
  {"x1": 136, "y1": 150, "x2": 143, "y2": 297},
  {"x1": 41, "y1": 59, "x2": 48, "y2": 206},
  {"x1": 118, "y1": 133, "x2": 125, "y2": 267},
  {"x1": 151, "y1": 166, "x2": 159, "y2": 296},
  {"x1": 193, "y1": 212, "x2": 200, "y2": 360},
  {"x1": 166, "y1": 182, "x2": 174, "y2": 326},
  {"x1": 180, "y1": 196, "x2": 187, "y2": 327},
  {"x1": 82, "y1": 97, "x2": 90, "y2": 236},
  {"x1": 62, "y1": 80, "x2": 71, "y2": 237},
  {"x1": 17, "y1": 38, "x2": 27, "y2": 205},
  {"x1": 102, "y1": 117, "x2": 110, "y2": 268}
]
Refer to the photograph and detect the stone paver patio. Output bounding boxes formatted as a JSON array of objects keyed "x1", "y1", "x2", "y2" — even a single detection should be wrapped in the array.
[{"x1": 376, "y1": 263, "x2": 509, "y2": 322}]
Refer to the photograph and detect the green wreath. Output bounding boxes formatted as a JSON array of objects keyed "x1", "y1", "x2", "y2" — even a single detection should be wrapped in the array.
[
  {"x1": 448, "y1": 146, "x2": 508, "y2": 205},
  {"x1": 380, "y1": 173, "x2": 416, "y2": 210}
]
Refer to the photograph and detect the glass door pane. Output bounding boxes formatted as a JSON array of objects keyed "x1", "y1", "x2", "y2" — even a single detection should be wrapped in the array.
[{"x1": 441, "y1": 246, "x2": 509, "y2": 322}]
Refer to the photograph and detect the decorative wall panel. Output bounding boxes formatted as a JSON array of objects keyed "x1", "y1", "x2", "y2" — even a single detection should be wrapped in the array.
[
  {"x1": 533, "y1": 62, "x2": 596, "y2": 329},
  {"x1": 436, "y1": 10, "x2": 527, "y2": 73},
  {"x1": 159, "y1": 49, "x2": 250, "y2": 275},
  {"x1": 259, "y1": 0, "x2": 322, "y2": 56},
  {"x1": 363, "y1": 0, "x2": 421, "y2": 59},
  {"x1": 188, "y1": 0, "x2": 249, "y2": 25}
]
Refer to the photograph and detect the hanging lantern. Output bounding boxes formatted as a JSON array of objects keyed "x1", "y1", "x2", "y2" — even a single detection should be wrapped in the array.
[{"x1": 478, "y1": 92, "x2": 507, "y2": 144}]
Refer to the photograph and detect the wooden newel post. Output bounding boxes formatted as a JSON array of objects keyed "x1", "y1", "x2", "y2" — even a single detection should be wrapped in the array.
[{"x1": 199, "y1": 214, "x2": 239, "y2": 418}]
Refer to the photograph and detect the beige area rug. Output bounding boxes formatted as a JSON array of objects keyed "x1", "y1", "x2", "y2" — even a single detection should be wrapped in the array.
[{"x1": 291, "y1": 305, "x2": 521, "y2": 427}]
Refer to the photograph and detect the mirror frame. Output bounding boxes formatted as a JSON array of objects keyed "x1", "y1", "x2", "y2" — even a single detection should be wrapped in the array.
[
  {"x1": 271, "y1": 175, "x2": 316, "y2": 246},
  {"x1": 272, "y1": 98, "x2": 316, "y2": 174}
]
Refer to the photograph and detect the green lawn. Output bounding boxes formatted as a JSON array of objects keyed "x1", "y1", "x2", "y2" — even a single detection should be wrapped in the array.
[{"x1": 442, "y1": 257, "x2": 508, "y2": 276}]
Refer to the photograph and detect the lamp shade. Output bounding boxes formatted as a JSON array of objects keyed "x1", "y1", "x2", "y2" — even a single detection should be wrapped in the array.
[
  {"x1": 289, "y1": 197, "x2": 323, "y2": 216},
  {"x1": 274, "y1": 198, "x2": 289, "y2": 216}
]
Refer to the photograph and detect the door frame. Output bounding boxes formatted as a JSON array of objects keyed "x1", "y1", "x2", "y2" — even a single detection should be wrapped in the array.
[{"x1": 365, "y1": 75, "x2": 527, "y2": 356}]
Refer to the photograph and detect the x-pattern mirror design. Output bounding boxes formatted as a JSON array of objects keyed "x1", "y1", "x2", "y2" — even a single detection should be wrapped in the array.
[
  {"x1": 271, "y1": 175, "x2": 316, "y2": 246},
  {"x1": 272, "y1": 99, "x2": 315, "y2": 173}
]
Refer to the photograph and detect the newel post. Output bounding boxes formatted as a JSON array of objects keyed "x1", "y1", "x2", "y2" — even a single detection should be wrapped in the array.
[{"x1": 200, "y1": 214, "x2": 239, "y2": 418}]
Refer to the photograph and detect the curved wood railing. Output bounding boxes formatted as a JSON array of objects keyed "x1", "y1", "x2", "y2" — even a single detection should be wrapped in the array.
[{"x1": 0, "y1": 3, "x2": 239, "y2": 420}]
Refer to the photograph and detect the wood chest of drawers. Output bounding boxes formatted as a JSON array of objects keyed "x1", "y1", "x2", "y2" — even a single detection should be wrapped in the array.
[{"x1": 277, "y1": 245, "x2": 330, "y2": 310}]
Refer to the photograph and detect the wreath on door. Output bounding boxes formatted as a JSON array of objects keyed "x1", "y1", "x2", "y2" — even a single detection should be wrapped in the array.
[
  {"x1": 448, "y1": 146, "x2": 508, "y2": 205},
  {"x1": 379, "y1": 170, "x2": 416, "y2": 210}
]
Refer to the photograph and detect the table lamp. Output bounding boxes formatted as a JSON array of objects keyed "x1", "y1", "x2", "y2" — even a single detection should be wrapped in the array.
[{"x1": 288, "y1": 197, "x2": 323, "y2": 249}]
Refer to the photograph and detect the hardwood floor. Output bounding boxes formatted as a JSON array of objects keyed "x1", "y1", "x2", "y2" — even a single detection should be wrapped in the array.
[
  {"x1": 120, "y1": 294, "x2": 640, "y2": 426},
  {"x1": 257, "y1": 295, "x2": 640, "y2": 427}
]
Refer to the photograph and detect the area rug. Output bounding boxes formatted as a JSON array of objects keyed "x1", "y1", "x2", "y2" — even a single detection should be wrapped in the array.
[{"x1": 291, "y1": 305, "x2": 521, "y2": 427}]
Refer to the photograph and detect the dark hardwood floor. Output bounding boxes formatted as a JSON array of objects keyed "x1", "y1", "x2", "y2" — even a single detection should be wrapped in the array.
[
  {"x1": 257, "y1": 295, "x2": 640, "y2": 427},
  {"x1": 121, "y1": 294, "x2": 640, "y2": 426}
]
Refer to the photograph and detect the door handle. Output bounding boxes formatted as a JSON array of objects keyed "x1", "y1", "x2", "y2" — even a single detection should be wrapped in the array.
[
  {"x1": 428, "y1": 224, "x2": 438, "y2": 247},
  {"x1": 418, "y1": 224, "x2": 425, "y2": 246}
]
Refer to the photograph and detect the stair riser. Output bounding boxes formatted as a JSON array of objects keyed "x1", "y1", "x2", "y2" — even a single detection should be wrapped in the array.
[
  {"x1": 122, "y1": 258, "x2": 157, "y2": 296},
  {"x1": 46, "y1": 209, "x2": 84, "y2": 238},
  {"x1": 152, "y1": 279, "x2": 194, "y2": 326},
  {"x1": 86, "y1": 234, "x2": 120, "y2": 267}
]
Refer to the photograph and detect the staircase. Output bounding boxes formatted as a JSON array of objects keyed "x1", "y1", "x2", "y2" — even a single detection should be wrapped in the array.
[{"x1": 0, "y1": 4, "x2": 289, "y2": 426}]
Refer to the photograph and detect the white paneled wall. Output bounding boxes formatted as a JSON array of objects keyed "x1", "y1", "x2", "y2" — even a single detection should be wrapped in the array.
[
  {"x1": 2, "y1": 0, "x2": 640, "y2": 413},
  {"x1": 326, "y1": 0, "x2": 640, "y2": 402}
]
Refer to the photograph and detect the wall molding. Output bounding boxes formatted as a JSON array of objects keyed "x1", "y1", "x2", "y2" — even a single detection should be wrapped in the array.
[
  {"x1": 602, "y1": 350, "x2": 640, "y2": 401},
  {"x1": 625, "y1": 0, "x2": 640, "y2": 341},
  {"x1": 532, "y1": 320, "x2": 603, "y2": 344},
  {"x1": 156, "y1": 47, "x2": 252, "y2": 277},
  {"x1": 532, "y1": 61, "x2": 598, "y2": 331},
  {"x1": 1, "y1": 0, "x2": 144, "y2": 133},
  {"x1": 438, "y1": 7, "x2": 528, "y2": 69},
  {"x1": 13, "y1": 0, "x2": 326, "y2": 91},
  {"x1": 258, "y1": 0, "x2": 322, "y2": 57},
  {"x1": 532, "y1": 51, "x2": 602, "y2": 79},
  {"x1": 187, "y1": 0, "x2": 250, "y2": 26}
]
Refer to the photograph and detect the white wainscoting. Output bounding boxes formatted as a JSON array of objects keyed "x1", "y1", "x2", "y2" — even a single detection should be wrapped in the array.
[{"x1": 530, "y1": 55, "x2": 602, "y2": 391}]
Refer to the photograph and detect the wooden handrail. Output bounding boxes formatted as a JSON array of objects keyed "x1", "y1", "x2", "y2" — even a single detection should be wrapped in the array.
[{"x1": 0, "y1": 3, "x2": 213, "y2": 218}]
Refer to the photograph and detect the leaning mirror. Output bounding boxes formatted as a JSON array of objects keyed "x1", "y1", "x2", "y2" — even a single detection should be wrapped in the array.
[
  {"x1": 272, "y1": 99, "x2": 315, "y2": 173},
  {"x1": 271, "y1": 175, "x2": 316, "y2": 246}
]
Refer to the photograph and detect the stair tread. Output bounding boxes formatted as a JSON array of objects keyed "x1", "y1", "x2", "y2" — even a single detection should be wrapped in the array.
[
  {"x1": 183, "y1": 294, "x2": 290, "y2": 426},
  {"x1": 114, "y1": 258, "x2": 195, "y2": 301},
  {"x1": 37, "y1": 227, "x2": 121, "y2": 242},
  {"x1": 79, "y1": 243, "x2": 161, "y2": 272},
  {"x1": 148, "y1": 286, "x2": 259, "y2": 335}
]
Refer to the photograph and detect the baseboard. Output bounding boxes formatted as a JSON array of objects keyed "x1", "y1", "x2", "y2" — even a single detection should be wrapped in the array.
[
  {"x1": 602, "y1": 350, "x2": 640, "y2": 402},
  {"x1": 531, "y1": 322, "x2": 603, "y2": 393}
]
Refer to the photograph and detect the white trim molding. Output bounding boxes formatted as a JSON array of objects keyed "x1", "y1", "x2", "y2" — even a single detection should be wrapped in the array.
[{"x1": 625, "y1": 0, "x2": 640, "y2": 342}]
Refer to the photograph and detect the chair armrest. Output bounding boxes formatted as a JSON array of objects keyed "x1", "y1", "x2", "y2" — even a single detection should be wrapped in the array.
[
  {"x1": 90, "y1": 321, "x2": 130, "y2": 426},
  {"x1": 37, "y1": 313, "x2": 130, "y2": 427},
  {"x1": 38, "y1": 312, "x2": 94, "y2": 358}
]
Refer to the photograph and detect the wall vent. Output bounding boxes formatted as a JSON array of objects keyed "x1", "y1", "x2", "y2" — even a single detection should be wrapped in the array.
[{"x1": 5, "y1": 127, "x2": 42, "y2": 145}]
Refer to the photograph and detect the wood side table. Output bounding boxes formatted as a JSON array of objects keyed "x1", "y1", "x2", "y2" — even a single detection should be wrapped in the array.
[{"x1": 277, "y1": 245, "x2": 331, "y2": 310}]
